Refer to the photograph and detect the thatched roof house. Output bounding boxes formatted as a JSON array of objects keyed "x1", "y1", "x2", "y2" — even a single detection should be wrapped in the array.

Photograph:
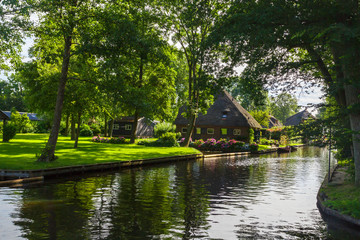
[
  {"x1": 174, "y1": 91, "x2": 261, "y2": 140},
  {"x1": 285, "y1": 109, "x2": 314, "y2": 126},
  {"x1": 267, "y1": 115, "x2": 283, "y2": 128},
  {"x1": 111, "y1": 117, "x2": 158, "y2": 138}
]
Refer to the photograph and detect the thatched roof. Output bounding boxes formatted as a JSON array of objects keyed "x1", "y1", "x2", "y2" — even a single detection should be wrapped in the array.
[
  {"x1": 175, "y1": 91, "x2": 262, "y2": 129},
  {"x1": 268, "y1": 115, "x2": 283, "y2": 128},
  {"x1": 285, "y1": 110, "x2": 314, "y2": 126}
]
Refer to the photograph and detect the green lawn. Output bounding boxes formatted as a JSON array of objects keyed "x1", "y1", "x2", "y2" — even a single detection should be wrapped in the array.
[{"x1": 0, "y1": 134, "x2": 201, "y2": 170}]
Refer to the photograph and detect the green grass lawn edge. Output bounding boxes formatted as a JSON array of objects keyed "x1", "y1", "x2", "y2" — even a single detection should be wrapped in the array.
[
  {"x1": 320, "y1": 169, "x2": 360, "y2": 219},
  {"x1": 0, "y1": 134, "x2": 201, "y2": 171}
]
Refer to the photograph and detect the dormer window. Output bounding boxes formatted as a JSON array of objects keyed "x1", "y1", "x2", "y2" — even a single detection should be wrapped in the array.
[{"x1": 222, "y1": 111, "x2": 228, "y2": 118}]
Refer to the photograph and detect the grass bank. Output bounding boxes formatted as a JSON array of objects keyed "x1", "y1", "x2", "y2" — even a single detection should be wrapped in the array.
[
  {"x1": 320, "y1": 167, "x2": 360, "y2": 219},
  {"x1": 0, "y1": 134, "x2": 201, "y2": 170}
]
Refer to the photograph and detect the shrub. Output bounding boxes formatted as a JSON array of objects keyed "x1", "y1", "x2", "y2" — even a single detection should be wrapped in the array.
[
  {"x1": 249, "y1": 143, "x2": 259, "y2": 152},
  {"x1": 3, "y1": 123, "x2": 17, "y2": 142},
  {"x1": 157, "y1": 132, "x2": 181, "y2": 147},
  {"x1": 249, "y1": 128, "x2": 254, "y2": 143},
  {"x1": 154, "y1": 122, "x2": 176, "y2": 138},
  {"x1": 91, "y1": 124, "x2": 101, "y2": 136},
  {"x1": 92, "y1": 135, "x2": 128, "y2": 144},
  {"x1": 0, "y1": 122, "x2": 3, "y2": 134},
  {"x1": 34, "y1": 121, "x2": 50, "y2": 133},
  {"x1": 80, "y1": 124, "x2": 93, "y2": 136},
  {"x1": 260, "y1": 138, "x2": 270, "y2": 145}
]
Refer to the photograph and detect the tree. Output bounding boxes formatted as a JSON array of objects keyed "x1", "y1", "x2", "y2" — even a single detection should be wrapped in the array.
[
  {"x1": 0, "y1": 79, "x2": 27, "y2": 111},
  {"x1": 31, "y1": 0, "x2": 102, "y2": 162},
  {"x1": 93, "y1": 0, "x2": 178, "y2": 143},
  {"x1": 0, "y1": 0, "x2": 30, "y2": 72},
  {"x1": 249, "y1": 110, "x2": 270, "y2": 128},
  {"x1": 269, "y1": 93, "x2": 299, "y2": 124},
  {"x1": 215, "y1": 0, "x2": 360, "y2": 185},
  {"x1": 163, "y1": 0, "x2": 232, "y2": 147}
]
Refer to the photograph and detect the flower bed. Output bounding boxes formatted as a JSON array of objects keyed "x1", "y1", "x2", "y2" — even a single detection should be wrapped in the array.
[
  {"x1": 91, "y1": 135, "x2": 128, "y2": 144},
  {"x1": 189, "y1": 138, "x2": 255, "y2": 152}
]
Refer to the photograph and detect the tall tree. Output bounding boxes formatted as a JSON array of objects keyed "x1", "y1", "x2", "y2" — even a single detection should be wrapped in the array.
[
  {"x1": 216, "y1": 0, "x2": 360, "y2": 185},
  {"x1": 32, "y1": 0, "x2": 101, "y2": 162},
  {"x1": 93, "y1": 0, "x2": 177, "y2": 143},
  {"x1": 163, "y1": 0, "x2": 231, "y2": 147}
]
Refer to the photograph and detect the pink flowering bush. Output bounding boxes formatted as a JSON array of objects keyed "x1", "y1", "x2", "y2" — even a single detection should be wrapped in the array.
[
  {"x1": 91, "y1": 135, "x2": 128, "y2": 144},
  {"x1": 249, "y1": 143, "x2": 259, "y2": 152},
  {"x1": 190, "y1": 138, "x2": 246, "y2": 152}
]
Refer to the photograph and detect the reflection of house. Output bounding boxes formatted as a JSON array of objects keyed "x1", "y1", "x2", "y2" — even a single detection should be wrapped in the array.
[
  {"x1": 0, "y1": 110, "x2": 42, "y2": 124},
  {"x1": 285, "y1": 110, "x2": 314, "y2": 126},
  {"x1": 111, "y1": 117, "x2": 157, "y2": 138},
  {"x1": 174, "y1": 91, "x2": 262, "y2": 140}
]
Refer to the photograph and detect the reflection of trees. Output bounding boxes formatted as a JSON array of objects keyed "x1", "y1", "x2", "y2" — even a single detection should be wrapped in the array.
[{"x1": 13, "y1": 177, "x2": 113, "y2": 239}]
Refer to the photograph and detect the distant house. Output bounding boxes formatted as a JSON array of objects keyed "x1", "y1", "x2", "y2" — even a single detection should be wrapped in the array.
[
  {"x1": 285, "y1": 110, "x2": 315, "y2": 126},
  {"x1": 0, "y1": 110, "x2": 42, "y2": 124},
  {"x1": 174, "y1": 91, "x2": 262, "y2": 140},
  {"x1": 267, "y1": 115, "x2": 283, "y2": 128},
  {"x1": 111, "y1": 117, "x2": 157, "y2": 138}
]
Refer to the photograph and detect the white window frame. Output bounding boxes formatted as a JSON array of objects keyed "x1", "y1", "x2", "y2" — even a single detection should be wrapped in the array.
[
  {"x1": 113, "y1": 124, "x2": 120, "y2": 130},
  {"x1": 233, "y1": 129, "x2": 241, "y2": 135},
  {"x1": 125, "y1": 124, "x2": 132, "y2": 131},
  {"x1": 207, "y1": 128, "x2": 214, "y2": 134}
]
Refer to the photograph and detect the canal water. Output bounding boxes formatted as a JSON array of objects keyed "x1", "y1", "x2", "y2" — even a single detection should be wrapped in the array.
[{"x1": 0, "y1": 147, "x2": 358, "y2": 239}]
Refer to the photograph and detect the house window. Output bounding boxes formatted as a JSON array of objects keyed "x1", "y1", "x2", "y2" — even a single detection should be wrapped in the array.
[
  {"x1": 182, "y1": 127, "x2": 187, "y2": 133},
  {"x1": 125, "y1": 124, "x2": 132, "y2": 130},
  {"x1": 222, "y1": 111, "x2": 228, "y2": 118},
  {"x1": 196, "y1": 128, "x2": 201, "y2": 134},
  {"x1": 113, "y1": 124, "x2": 119, "y2": 130},
  {"x1": 221, "y1": 128, "x2": 227, "y2": 135},
  {"x1": 207, "y1": 128, "x2": 214, "y2": 134},
  {"x1": 233, "y1": 129, "x2": 241, "y2": 135}
]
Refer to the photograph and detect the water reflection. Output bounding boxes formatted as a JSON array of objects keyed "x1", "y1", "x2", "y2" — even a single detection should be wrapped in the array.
[{"x1": 1, "y1": 147, "x2": 357, "y2": 239}]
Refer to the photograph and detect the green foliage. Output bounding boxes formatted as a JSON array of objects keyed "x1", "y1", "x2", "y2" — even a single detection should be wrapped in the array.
[
  {"x1": 80, "y1": 125, "x2": 93, "y2": 137},
  {"x1": 2, "y1": 123, "x2": 17, "y2": 142},
  {"x1": 0, "y1": 79, "x2": 27, "y2": 111},
  {"x1": 10, "y1": 109, "x2": 32, "y2": 133},
  {"x1": 59, "y1": 122, "x2": 69, "y2": 136},
  {"x1": 248, "y1": 128, "x2": 254, "y2": 143},
  {"x1": 249, "y1": 110, "x2": 270, "y2": 127},
  {"x1": 269, "y1": 93, "x2": 299, "y2": 124},
  {"x1": 140, "y1": 132, "x2": 181, "y2": 147},
  {"x1": 90, "y1": 124, "x2": 101, "y2": 136},
  {"x1": 154, "y1": 122, "x2": 176, "y2": 138}
]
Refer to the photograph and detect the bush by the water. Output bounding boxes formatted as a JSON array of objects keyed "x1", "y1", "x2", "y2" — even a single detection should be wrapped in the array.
[
  {"x1": 139, "y1": 132, "x2": 181, "y2": 147},
  {"x1": 190, "y1": 138, "x2": 246, "y2": 152},
  {"x1": 154, "y1": 122, "x2": 176, "y2": 137},
  {"x1": 249, "y1": 143, "x2": 259, "y2": 152},
  {"x1": 2, "y1": 123, "x2": 17, "y2": 142},
  {"x1": 92, "y1": 135, "x2": 128, "y2": 144}
]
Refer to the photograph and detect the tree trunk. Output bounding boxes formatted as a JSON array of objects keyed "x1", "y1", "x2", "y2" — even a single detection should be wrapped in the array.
[
  {"x1": 182, "y1": 113, "x2": 196, "y2": 147},
  {"x1": 37, "y1": 35, "x2": 72, "y2": 162},
  {"x1": 71, "y1": 114, "x2": 76, "y2": 140},
  {"x1": 109, "y1": 119, "x2": 114, "y2": 138},
  {"x1": 64, "y1": 114, "x2": 70, "y2": 137},
  {"x1": 344, "y1": 85, "x2": 360, "y2": 185},
  {"x1": 104, "y1": 114, "x2": 108, "y2": 137},
  {"x1": 130, "y1": 110, "x2": 139, "y2": 144},
  {"x1": 74, "y1": 111, "x2": 82, "y2": 148}
]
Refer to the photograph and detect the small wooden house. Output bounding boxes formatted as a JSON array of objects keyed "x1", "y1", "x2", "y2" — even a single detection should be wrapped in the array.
[
  {"x1": 174, "y1": 91, "x2": 262, "y2": 140},
  {"x1": 285, "y1": 110, "x2": 314, "y2": 126},
  {"x1": 111, "y1": 117, "x2": 157, "y2": 138}
]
